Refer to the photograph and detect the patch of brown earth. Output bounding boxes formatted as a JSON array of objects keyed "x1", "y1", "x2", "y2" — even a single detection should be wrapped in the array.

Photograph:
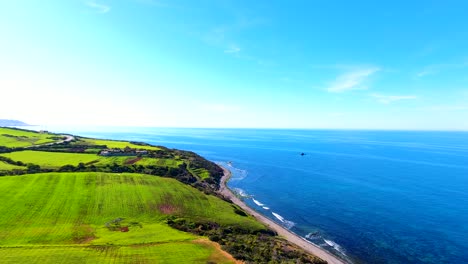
[
  {"x1": 155, "y1": 194, "x2": 183, "y2": 215},
  {"x1": 72, "y1": 224, "x2": 96, "y2": 244},
  {"x1": 158, "y1": 204, "x2": 179, "y2": 214},
  {"x1": 124, "y1": 157, "x2": 143, "y2": 165},
  {"x1": 193, "y1": 238, "x2": 243, "y2": 264}
]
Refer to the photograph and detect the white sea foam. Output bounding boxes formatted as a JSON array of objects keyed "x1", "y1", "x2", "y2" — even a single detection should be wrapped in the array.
[
  {"x1": 283, "y1": 220, "x2": 295, "y2": 229},
  {"x1": 271, "y1": 212, "x2": 284, "y2": 223},
  {"x1": 233, "y1": 188, "x2": 249, "y2": 197},
  {"x1": 271, "y1": 212, "x2": 296, "y2": 229},
  {"x1": 305, "y1": 232, "x2": 320, "y2": 239},
  {"x1": 228, "y1": 165, "x2": 248, "y2": 181},
  {"x1": 252, "y1": 198, "x2": 264, "y2": 206},
  {"x1": 262, "y1": 206, "x2": 270, "y2": 210},
  {"x1": 272, "y1": 212, "x2": 285, "y2": 222},
  {"x1": 324, "y1": 239, "x2": 335, "y2": 247},
  {"x1": 324, "y1": 239, "x2": 346, "y2": 255}
]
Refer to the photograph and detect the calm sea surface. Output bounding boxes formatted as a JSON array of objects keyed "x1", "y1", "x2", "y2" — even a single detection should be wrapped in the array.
[{"x1": 43, "y1": 127, "x2": 468, "y2": 263}]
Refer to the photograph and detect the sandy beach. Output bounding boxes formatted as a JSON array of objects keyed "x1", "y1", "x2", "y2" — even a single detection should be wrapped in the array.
[{"x1": 219, "y1": 166, "x2": 348, "y2": 264}]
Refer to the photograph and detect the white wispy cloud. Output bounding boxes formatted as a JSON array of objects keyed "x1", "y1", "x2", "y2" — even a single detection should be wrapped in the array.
[
  {"x1": 86, "y1": 1, "x2": 111, "y2": 14},
  {"x1": 326, "y1": 67, "x2": 380, "y2": 93},
  {"x1": 371, "y1": 93, "x2": 418, "y2": 104},
  {"x1": 416, "y1": 61, "x2": 468, "y2": 78},
  {"x1": 224, "y1": 44, "x2": 241, "y2": 54}
]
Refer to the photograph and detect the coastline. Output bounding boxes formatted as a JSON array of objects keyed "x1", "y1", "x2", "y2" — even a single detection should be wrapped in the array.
[{"x1": 219, "y1": 166, "x2": 348, "y2": 264}]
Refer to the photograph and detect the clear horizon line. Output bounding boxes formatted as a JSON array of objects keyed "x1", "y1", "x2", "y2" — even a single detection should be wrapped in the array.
[{"x1": 7, "y1": 124, "x2": 468, "y2": 133}]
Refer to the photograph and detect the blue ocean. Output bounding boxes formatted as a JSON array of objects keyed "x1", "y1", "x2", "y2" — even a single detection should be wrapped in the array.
[{"x1": 45, "y1": 127, "x2": 468, "y2": 263}]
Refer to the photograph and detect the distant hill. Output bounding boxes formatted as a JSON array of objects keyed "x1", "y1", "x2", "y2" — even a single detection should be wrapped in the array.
[{"x1": 0, "y1": 119, "x2": 30, "y2": 126}]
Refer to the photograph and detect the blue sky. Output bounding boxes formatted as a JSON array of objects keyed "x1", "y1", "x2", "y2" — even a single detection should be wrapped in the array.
[{"x1": 1, "y1": 0, "x2": 467, "y2": 130}]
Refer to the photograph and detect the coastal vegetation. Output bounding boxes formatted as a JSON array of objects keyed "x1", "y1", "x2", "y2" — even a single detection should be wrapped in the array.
[
  {"x1": 0, "y1": 127, "x2": 326, "y2": 263},
  {"x1": 0, "y1": 150, "x2": 106, "y2": 168},
  {"x1": 0, "y1": 127, "x2": 62, "y2": 148},
  {"x1": 79, "y1": 137, "x2": 162, "y2": 151},
  {"x1": 0, "y1": 172, "x2": 240, "y2": 263}
]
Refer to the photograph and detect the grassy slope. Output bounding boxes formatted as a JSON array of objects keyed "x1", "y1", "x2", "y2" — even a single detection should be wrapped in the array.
[
  {"x1": 0, "y1": 161, "x2": 24, "y2": 170},
  {"x1": 0, "y1": 151, "x2": 100, "y2": 168},
  {"x1": 136, "y1": 157, "x2": 184, "y2": 168},
  {"x1": 80, "y1": 138, "x2": 161, "y2": 151},
  {"x1": 1, "y1": 242, "x2": 225, "y2": 264},
  {"x1": 0, "y1": 149, "x2": 210, "y2": 181},
  {"x1": 192, "y1": 168, "x2": 211, "y2": 180},
  {"x1": 0, "y1": 172, "x2": 262, "y2": 263},
  {"x1": 0, "y1": 127, "x2": 59, "y2": 147},
  {"x1": 0, "y1": 150, "x2": 133, "y2": 168}
]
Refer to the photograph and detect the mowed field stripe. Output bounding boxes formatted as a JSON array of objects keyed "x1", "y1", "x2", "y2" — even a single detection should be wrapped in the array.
[{"x1": 0, "y1": 172, "x2": 261, "y2": 263}]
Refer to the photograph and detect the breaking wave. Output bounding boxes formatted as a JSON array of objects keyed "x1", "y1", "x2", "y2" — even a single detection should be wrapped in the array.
[
  {"x1": 262, "y1": 206, "x2": 270, "y2": 210},
  {"x1": 217, "y1": 161, "x2": 248, "y2": 181},
  {"x1": 272, "y1": 212, "x2": 284, "y2": 222},
  {"x1": 283, "y1": 220, "x2": 295, "y2": 229},
  {"x1": 324, "y1": 239, "x2": 335, "y2": 247},
  {"x1": 233, "y1": 188, "x2": 249, "y2": 197},
  {"x1": 305, "y1": 232, "x2": 320, "y2": 239},
  {"x1": 252, "y1": 198, "x2": 264, "y2": 206},
  {"x1": 271, "y1": 212, "x2": 295, "y2": 229},
  {"x1": 324, "y1": 239, "x2": 347, "y2": 256},
  {"x1": 231, "y1": 167, "x2": 248, "y2": 181}
]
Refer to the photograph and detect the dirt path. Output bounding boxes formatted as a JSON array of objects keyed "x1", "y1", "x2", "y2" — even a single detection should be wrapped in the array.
[
  {"x1": 218, "y1": 167, "x2": 348, "y2": 264},
  {"x1": 193, "y1": 238, "x2": 244, "y2": 264},
  {"x1": 27, "y1": 134, "x2": 75, "y2": 148}
]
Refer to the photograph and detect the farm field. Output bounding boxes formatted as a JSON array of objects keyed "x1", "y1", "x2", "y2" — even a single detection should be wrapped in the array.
[
  {"x1": 191, "y1": 168, "x2": 211, "y2": 180},
  {"x1": 79, "y1": 137, "x2": 161, "y2": 151},
  {"x1": 136, "y1": 157, "x2": 184, "y2": 168},
  {"x1": 0, "y1": 161, "x2": 24, "y2": 170},
  {"x1": 0, "y1": 150, "x2": 101, "y2": 168},
  {"x1": 0, "y1": 150, "x2": 134, "y2": 168},
  {"x1": 0, "y1": 127, "x2": 61, "y2": 147},
  {"x1": 0, "y1": 241, "x2": 229, "y2": 264},
  {"x1": 0, "y1": 172, "x2": 261, "y2": 263}
]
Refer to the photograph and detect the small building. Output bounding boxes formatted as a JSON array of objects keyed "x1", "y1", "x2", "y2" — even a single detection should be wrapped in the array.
[{"x1": 99, "y1": 148, "x2": 149, "y2": 157}]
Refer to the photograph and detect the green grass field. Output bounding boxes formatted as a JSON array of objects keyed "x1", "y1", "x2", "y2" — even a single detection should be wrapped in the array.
[
  {"x1": 0, "y1": 127, "x2": 60, "y2": 148},
  {"x1": 0, "y1": 151, "x2": 100, "y2": 168},
  {"x1": 0, "y1": 151, "x2": 200, "y2": 172},
  {"x1": 192, "y1": 168, "x2": 211, "y2": 180},
  {"x1": 80, "y1": 138, "x2": 161, "y2": 151},
  {"x1": 0, "y1": 241, "x2": 227, "y2": 264},
  {"x1": 0, "y1": 172, "x2": 262, "y2": 263},
  {"x1": 0, "y1": 161, "x2": 24, "y2": 170},
  {"x1": 136, "y1": 157, "x2": 184, "y2": 168},
  {"x1": 0, "y1": 151, "x2": 138, "y2": 168}
]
